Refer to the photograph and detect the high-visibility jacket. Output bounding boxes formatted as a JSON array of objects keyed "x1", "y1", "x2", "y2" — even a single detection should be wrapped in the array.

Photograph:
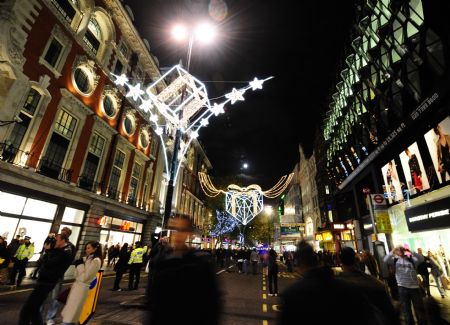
[
  {"x1": 15, "y1": 243, "x2": 35, "y2": 261},
  {"x1": 128, "y1": 247, "x2": 147, "y2": 264}
]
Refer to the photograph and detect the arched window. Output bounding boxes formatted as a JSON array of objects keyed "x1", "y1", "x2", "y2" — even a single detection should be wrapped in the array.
[{"x1": 83, "y1": 18, "x2": 102, "y2": 54}]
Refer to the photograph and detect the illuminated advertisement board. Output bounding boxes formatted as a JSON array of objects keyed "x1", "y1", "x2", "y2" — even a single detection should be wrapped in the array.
[
  {"x1": 399, "y1": 142, "x2": 430, "y2": 195},
  {"x1": 424, "y1": 116, "x2": 450, "y2": 184},
  {"x1": 381, "y1": 159, "x2": 404, "y2": 203}
]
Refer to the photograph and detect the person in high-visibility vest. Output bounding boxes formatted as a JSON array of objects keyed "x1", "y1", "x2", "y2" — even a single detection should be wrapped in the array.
[
  {"x1": 128, "y1": 241, "x2": 147, "y2": 290},
  {"x1": 9, "y1": 236, "x2": 34, "y2": 286}
]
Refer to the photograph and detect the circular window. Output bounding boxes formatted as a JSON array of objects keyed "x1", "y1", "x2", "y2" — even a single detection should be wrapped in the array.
[
  {"x1": 123, "y1": 115, "x2": 135, "y2": 135},
  {"x1": 102, "y1": 96, "x2": 116, "y2": 118},
  {"x1": 73, "y1": 68, "x2": 92, "y2": 95},
  {"x1": 140, "y1": 131, "x2": 149, "y2": 149}
]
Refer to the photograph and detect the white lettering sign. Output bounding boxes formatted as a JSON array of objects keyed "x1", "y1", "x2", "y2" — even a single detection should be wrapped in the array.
[{"x1": 409, "y1": 209, "x2": 449, "y2": 223}]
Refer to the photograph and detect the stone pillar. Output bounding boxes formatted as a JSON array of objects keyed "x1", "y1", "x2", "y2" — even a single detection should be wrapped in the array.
[
  {"x1": 142, "y1": 213, "x2": 162, "y2": 246},
  {"x1": 76, "y1": 204, "x2": 104, "y2": 258}
]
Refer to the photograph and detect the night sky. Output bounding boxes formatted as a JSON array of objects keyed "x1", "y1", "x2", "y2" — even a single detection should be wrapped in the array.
[{"x1": 123, "y1": 0, "x2": 356, "y2": 189}]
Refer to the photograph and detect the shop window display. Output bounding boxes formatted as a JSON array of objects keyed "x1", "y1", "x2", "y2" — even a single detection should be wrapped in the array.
[
  {"x1": 424, "y1": 116, "x2": 450, "y2": 184},
  {"x1": 399, "y1": 142, "x2": 430, "y2": 195},
  {"x1": 0, "y1": 215, "x2": 19, "y2": 243},
  {"x1": 0, "y1": 192, "x2": 26, "y2": 215},
  {"x1": 381, "y1": 160, "x2": 404, "y2": 203},
  {"x1": 62, "y1": 207, "x2": 84, "y2": 224},
  {"x1": 58, "y1": 224, "x2": 80, "y2": 245},
  {"x1": 22, "y1": 198, "x2": 57, "y2": 220},
  {"x1": 15, "y1": 219, "x2": 52, "y2": 261}
]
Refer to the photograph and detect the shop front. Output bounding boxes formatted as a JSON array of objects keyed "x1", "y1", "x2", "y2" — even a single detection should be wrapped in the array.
[
  {"x1": 315, "y1": 221, "x2": 358, "y2": 253},
  {"x1": 388, "y1": 185, "x2": 450, "y2": 279},
  {"x1": 97, "y1": 214, "x2": 144, "y2": 249},
  {"x1": 0, "y1": 189, "x2": 86, "y2": 261}
]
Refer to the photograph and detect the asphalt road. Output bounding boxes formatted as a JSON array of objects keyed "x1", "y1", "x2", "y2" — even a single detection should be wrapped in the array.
[{"x1": 0, "y1": 263, "x2": 299, "y2": 325}]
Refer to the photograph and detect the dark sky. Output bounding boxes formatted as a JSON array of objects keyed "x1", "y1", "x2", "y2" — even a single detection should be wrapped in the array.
[{"x1": 123, "y1": 0, "x2": 356, "y2": 189}]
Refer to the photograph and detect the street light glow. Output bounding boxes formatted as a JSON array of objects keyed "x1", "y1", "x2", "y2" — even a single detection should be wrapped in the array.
[
  {"x1": 172, "y1": 24, "x2": 188, "y2": 41},
  {"x1": 264, "y1": 205, "x2": 273, "y2": 215},
  {"x1": 243, "y1": 163, "x2": 248, "y2": 169},
  {"x1": 194, "y1": 22, "x2": 216, "y2": 43}
]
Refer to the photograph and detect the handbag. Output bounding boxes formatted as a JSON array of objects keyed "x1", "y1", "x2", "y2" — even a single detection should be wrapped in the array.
[{"x1": 57, "y1": 286, "x2": 71, "y2": 304}]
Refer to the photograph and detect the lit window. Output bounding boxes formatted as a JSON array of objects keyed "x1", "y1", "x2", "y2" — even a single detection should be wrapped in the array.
[
  {"x1": 123, "y1": 115, "x2": 136, "y2": 136},
  {"x1": 83, "y1": 18, "x2": 101, "y2": 54},
  {"x1": 54, "y1": 110, "x2": 77, "y2": 139}
]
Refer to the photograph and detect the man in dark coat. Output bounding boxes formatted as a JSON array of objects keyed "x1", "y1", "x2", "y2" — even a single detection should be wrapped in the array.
[
  {"x1": 18, "y1": 233, "x2": 74, "y2": 325},
  {"x1": 149, "y1": 215, "x2": 221, "y2": 325}
]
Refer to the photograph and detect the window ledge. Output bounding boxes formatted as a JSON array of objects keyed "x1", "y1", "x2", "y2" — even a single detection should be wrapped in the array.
[{"x1": 39, "y1": 57, "x2": 62, "y2": 79}]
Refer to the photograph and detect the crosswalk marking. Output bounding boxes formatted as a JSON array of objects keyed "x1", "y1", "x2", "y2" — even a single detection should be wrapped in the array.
[
  {"x1": 263, "y1": 320, "x2": 268, "y2": 325},
  {"x1": 262, "y1": 303, "x2": 267, "y2": 312},
  {"x1": 262, "y1": 293, "x2": 267, "y2": 299}
]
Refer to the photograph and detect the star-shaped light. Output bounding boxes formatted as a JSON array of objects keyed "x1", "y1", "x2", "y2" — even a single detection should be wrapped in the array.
[
  {"x1": 200, "y1": 118, "x2": 209, "y2": 126},
  {"x1": 225, "y1": 88, "x2": 244, "y2": 104},
  {"x1": 249, "y1": 77, "x2": 264, "y2": 90},
  {"x1": 139, "y1": 99, "x2": 153, "y2": 113},
  {"x1": 126, "y1": 83, "x2": 144, "y2": 101},
  {"x1": 155, "y1": 127, "x2": 163, "y2": 135},
  {"x1": 211, "y1": 103, "x2": 225, "y2": 116},
  {"x1": 114, "y1": 74, "x2": 128, "y2": 86},
  {"x1": 190, "y1": 130, "x2": 199, "y2": 139},
  {"x1": 150, "y1": 114, "x2": 158, "y2": 123}
]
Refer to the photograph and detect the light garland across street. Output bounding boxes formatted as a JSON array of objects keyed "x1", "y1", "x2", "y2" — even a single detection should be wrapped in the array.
[{"x1": 112, "y1": 65, "x2": 273, "y2": 185}]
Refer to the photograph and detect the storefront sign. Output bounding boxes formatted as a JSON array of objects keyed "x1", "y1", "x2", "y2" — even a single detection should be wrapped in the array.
[
  {"x1": 405, "y1": 196, "x2": 450, "y2": 232},
  {"x1": 374, "y1": 210, "x2": 392, "y2": 234},
  {"x1": 371, "y1": 194, "x2": 387, "y2": 207}
]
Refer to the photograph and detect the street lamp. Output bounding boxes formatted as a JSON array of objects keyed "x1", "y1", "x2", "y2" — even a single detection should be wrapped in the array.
[
  {"x1": 163, "y1": 22, "x2": 217, "y2": 227},
  {"x1": 264, "y1": 205, "x2": 274, "y2": 245}
]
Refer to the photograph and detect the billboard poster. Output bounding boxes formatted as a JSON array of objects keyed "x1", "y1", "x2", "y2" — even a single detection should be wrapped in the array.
[
  {"x1": 399, "y1": 142, "x2": 430, "y2": 195},
  {"x1": 424, "y1": 116, "x2": 450, "y2": 184},
  {"x1": 381, "y1": 160, "x2": 404, "y2": 203}
]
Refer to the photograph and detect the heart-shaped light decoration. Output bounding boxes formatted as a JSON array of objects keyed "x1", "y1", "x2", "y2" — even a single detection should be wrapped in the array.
[{"x1": 225, "y1": 184, "x2": 263, "y2": 225}]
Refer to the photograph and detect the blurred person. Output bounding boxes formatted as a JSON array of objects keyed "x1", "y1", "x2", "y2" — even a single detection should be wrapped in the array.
[
  {"x1": 417, "y1": 248, "x2": 431, "y2": 297},
  {"x1": 384, "y1": 245, "x2": 426, "y2": 325},
  {"x1": 112, "y1": 243, "x2": 130, "y2": 291},
  {"x1": 127, "y1": 241, "x2": 146, "y2": 290},
  {"x1": 268, "y1": 248, "x2": 279, "y2": 296},
  {"x1": 146, "y1": 236, "x2": 169, "y2": 300},
  {"x1": 45, "y1": 227, "x2": 76, "y2": 325},
  {"x1": 339, "y1": 247, "x2": 399, "y2": 325},
  {"x1": 18, "y1": 233, "x2": 73, "y2": 325},
  {"x1": 428, "y1": 251, "x2": 446, "y2": 299},
  {"x1": 279, "y1": 241, "x2": 375, "y2": 325},
  {"x1": 361, "y1": 250, "x2": 380, "y2": 278},
  {"x1": 9, "y1": 235, "x2": 34, "y2": 287},
  {"x1": 250, "y1": 248, "x2": 259, "y2": 275},
  {"x1": 61, "y1": 241, "x2": 102, "y2": 325},
  {"x1": 7, "y1": 234, "x2": 21, "y2": 257},
  {"x1": 0, "y1": 236, "x2": 10, "y2": 284},
  {"x1": 149, "y1": 215, "x2": 221, "y2": 325}
]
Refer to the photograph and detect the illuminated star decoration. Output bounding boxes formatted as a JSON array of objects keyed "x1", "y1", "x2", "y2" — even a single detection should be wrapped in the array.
[
  {"x1": 112, "y1": 66, "x2": 273, "y2": 188},
  {"x1": 225, "y1": 88, "x2": 245, "y2": 104}
]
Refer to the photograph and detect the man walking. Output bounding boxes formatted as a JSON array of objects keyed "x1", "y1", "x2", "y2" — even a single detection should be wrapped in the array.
[
  {"x1": 128, "y1": 241, "x2": 146, "y2": 290},
  {"x1": 18, "y1": 233, "x2": 74, "y2": 325}
]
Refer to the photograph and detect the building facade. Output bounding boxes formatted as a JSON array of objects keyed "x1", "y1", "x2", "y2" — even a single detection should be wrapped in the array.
[
  {"x1": 0, "y1": 0, "x2": 211, "y2": 258},
  {"x1": 318, "y1": 0, "x2": 450, "y2": 265}
]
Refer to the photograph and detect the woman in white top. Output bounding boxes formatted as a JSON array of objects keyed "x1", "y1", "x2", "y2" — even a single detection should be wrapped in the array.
[{"x1": 61, "y1": 241, "x2": 103, "y2": 325}]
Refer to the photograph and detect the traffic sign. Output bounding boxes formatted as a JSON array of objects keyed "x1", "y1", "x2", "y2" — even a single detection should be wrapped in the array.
[{"x1": 371, "y1": 194, "x2": 386, "y2": 206}]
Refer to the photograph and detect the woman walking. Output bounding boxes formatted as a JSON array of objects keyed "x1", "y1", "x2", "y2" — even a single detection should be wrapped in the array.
[
  {"x1": 112, "y1": 243, "x2": 130, "y2": 291},
  {"x1": 61, "y1": 241, "x2": 102, "y2": 325}
]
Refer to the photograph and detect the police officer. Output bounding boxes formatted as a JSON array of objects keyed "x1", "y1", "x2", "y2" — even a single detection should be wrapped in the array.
[
  {"x1": 128, "y1": 241, "x2": 146, "y2": 290},
  {"x1": 10, "y1": 236, "x2": 34, "y2": 287}
]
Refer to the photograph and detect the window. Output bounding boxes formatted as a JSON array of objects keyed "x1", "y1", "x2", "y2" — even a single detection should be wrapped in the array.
[
  {"x1": 102, "y1": 96, "x2": 116, "y2": 118},
  {"x1": 62, "y1": 207, "x2": 84, "y2": 224},
  {"x1": 123, "y1": 115, "x2": 136, "y2": 135},
  {"x1": 119, "y1": 42, "x2": 128, "y2": 58},
  {"x1": 140, "y1": 131, "x2": 149, "y2": 149},
  {"x1": 23, "y1": 88, "x2": 41, "y2": 116},
  {"x1": 128, "y1": 163, "x2": 142, "y2": 205},
  {"x1": 80, "y1": 133, "x2": 105, "y2": 190},
  {"x1": 44, "y1": 38, "x2": 63, "y2": 68},
  {"x1": 150, "y1": 137, "x2": 158, "y2": 157},
  {"x1": 54, "y1": 110, "x2": 77, "y2": 139},
  {"x1": 50, "y1": 0, "x2": 76, "y2": 23},
  {"x1": 0, "y1": 191, "x2": 26, "y2": 215},
  {"x1": 83, "y1": 19, "x2": 101, "y2": 54},
  {"x1": 113, "y1": 59, "x2": 123, "y2": 76},
  {"x1": 73, "y1": 68, "x2": 91, "y2": 94},
  {"x1": 108, "y1": 150, "x2": 125, "y2": 199},
  {"x1": 22, "y1": 198, "x2": 57, "y2": 219}
]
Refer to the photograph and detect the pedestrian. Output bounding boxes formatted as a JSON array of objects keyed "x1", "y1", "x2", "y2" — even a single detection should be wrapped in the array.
[
  {"x1": 149, "y1": 215, "x2": 221, "y2": 325},
  {"x1": 384, "y1": 245, "x2": 426, "y2": 325},
  {"x1": 285, "y1": 251, "x2": 293, "y2": 272},
  {"x1": 146, "y1": 236, "x2": 169, "y2": 300},
  {"x1": 9, "y1": 235, "x2": 34, "y2": 287},
  {"x1": 107, "y1": 245, "x2": 114, "y2": 267},
  {"x1": 0, "y1": 236, "x2": 10, "y2": 284},
  {"x1": 339, "y1": 247, "x2": 399, "y2": 325},
  {"x1": 416, "y1": 248, "x2": 431, "y2": 297},
  {"x1": 18, "y1": 233, "x2": 73, "y2": 325},
  {"x1": 112, "y1": 243, "x2": 130, "y2": 291},
  {"x1": 6, "y1": 234, "x2": 21, "y2": 257},
  {"x1": 128, "y1": 241, "x2": 146, "y2": 290},
  {"x1": 361, "y1": 250, "x2": 380, "y2": 278},
  {"x1": 428, "y1": 251, "x2": 446, "y2": 298},
  {"x1": 279, "y1": 241, "x2": 375, "y2": 325},
  {"x1": 61, "y1": 241, "x2": 102, "y2": 325},
  {"x1": 267, "y1": 248, "x2": 279, "y2": 296},
  {"x1": 250, "y1": 248, "x2": 259, "y2": 275},
  {"x1": 45, "y1": 227, "x2": 76, "y2": 325}
]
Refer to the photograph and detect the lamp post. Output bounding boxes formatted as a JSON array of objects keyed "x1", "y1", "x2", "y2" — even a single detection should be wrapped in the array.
[
  {"x1": 162, "y1": 22, "x2": 217, "y2": 228},
  {"x1": 264, "y1": 205, "x2": 273, "y2": 245}
]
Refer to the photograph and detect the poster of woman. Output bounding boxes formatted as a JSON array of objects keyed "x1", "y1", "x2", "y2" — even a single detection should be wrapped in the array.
[
  {"x1": 399, "y1": 142, "x2": 430, "y2": 195},
  {"x1": 424, "y1": 116, "x2": 450, "y2": 184},
  {"x1": 381, "y1": 160, "x2": 403, "y2": 203}
]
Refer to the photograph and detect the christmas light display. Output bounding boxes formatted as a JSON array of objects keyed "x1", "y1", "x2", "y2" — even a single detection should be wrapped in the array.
[
  {"x1": 113, "y1": 65, "x2": 273, "y2": 186},
  {"x1": 210, "y1": 210, "x2": 238, "y2": 237},
  {"x1": 198, "y1": 172, "x2": 293, "y2": 225}
]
